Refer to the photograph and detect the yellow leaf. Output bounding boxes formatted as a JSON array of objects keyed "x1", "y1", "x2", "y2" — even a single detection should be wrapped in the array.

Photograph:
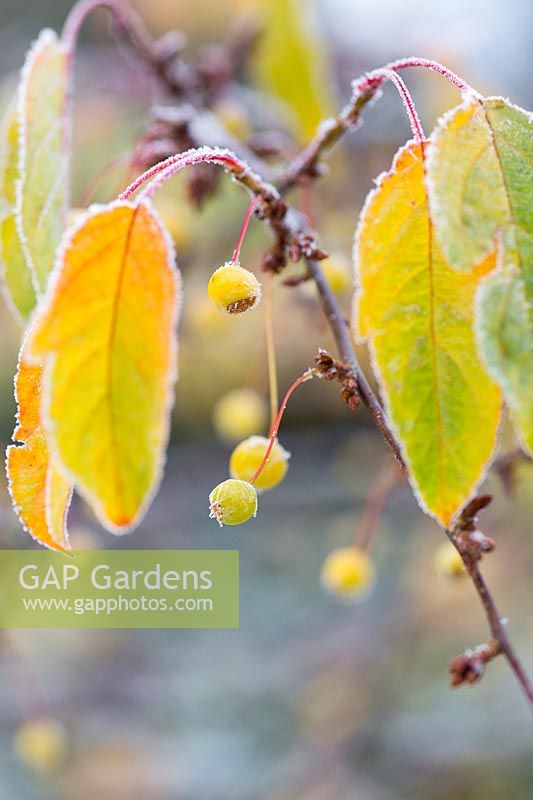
[
  {"x1": 250, "y1": 0, "x2": 333, "y2": 142},
  {"x1": 6, "y1": 350, "x2": 71, "y2": 552},
  {"x1": 29, "y1": 201, "x2": 181, "y2": 532},
  {"x1": 17, "y1": 29, "x2": 69, "y2": 294},
  {"x1": 0, "y1": 213, "x2": 36, "y2": 321},
  {"x1": 353, "y1": 142, "x2": 501, "y2": 526},
  {"x1": 0, "y1": 101, "x2": 20, "y2": 205},
  {"x1": 0, "y1": 102, "x2": 37, "y2": 320}
]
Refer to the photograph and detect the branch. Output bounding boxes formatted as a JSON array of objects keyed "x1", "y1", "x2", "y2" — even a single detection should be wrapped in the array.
[
  {"x1": 306, "y1": 258, "x2": 405, "y2": 469},
  {"x1": 446, "y1": 497, "x2": 533, "y2": 705},
  {"x1": 278, "y1": 81, "x2": 380, "y2": 192},
  {"x1": 465, "y1": 566, "x2": 532, "y2": 702}
]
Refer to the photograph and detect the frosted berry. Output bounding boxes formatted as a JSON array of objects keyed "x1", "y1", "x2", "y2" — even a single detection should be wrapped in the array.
[
  {"x1": 212, "y1": 389, "x2": 267, "y2": 442},
  {"x1": 320, "y1": 546, "x2": 375, "y2": 600},
  {"x1": 13, "y1": 718, "x2": 67, "y2": 772},
  {"x1": 433, "y1": 541, "x2": 466, "y2": 579},
  {"x1": 230, "y1": 435, "x2": 290, "y2": 492},
  {"x1": 209, "y1": 478, "x2": 258, "y2": 526},
  {"x1": 208, "y1": 261, "x2": 261, "y2": 314}
]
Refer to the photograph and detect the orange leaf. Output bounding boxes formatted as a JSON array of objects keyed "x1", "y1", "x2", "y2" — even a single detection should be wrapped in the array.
[
  {"x1": 29, "y1": 201, "x2": 180, "y2": 532},
  {"x1": 6, "y1": 349, "x2": 72, "y2": 551}
]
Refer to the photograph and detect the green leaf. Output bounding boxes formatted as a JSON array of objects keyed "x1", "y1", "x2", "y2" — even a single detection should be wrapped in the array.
[
  {"x1": 251, "y1": 0, "x2": 333, "y2": 142},
  {"x1": 428, "y1": 96, "x2": 533, "y2": 448},
  {"x1": 0, "y1": 103, "x2": 36, "y2": 319},
  {"x1": 353, "y1": 141, "x2": 502, "y2": 526},
  {"x1": 16, "y1": 28, "x2": 69, "y2": 295},
  {"x1": 476, "y1": 268, "x2": 533, "y2": 455},
  {"x1": 0, "y1": 213, "x2": 36, "y2": 320},
  {"x1": 0, "y1": 101, "x2": 20, "y2": 207},
  {"x1": 427, "y1": 96, "x2": 533, "y2": 301}
]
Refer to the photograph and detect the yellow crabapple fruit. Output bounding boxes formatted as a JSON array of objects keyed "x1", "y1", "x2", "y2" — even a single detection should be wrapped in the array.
[
  {"x1": 230, "y1": 435, "x2": 290, "y2": 492},
  {"x1": 209, "y1": 479, "x2": 258, "y2": 526},
  {"x1": 13, "y1": 717, "x2": 67, "y2": 773},
  {"x1": 207, "y1": 261, "x2": 261, "y2": 314},
  {"x1": 212, "y1": 389, "x2": 268, "y2": 442},
  {"x1": 433, "y1": 541, "x2": 466, "y2": 579},
  {"x1": 320, "y1": 546, "x2": 375, "y2": 601}
]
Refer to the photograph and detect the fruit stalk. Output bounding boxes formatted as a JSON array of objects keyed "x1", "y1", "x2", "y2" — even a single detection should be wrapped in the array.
[
  {"x1": 264, "y1": 272, "x2": 279, "y2": 434},
  {"x1": 231, "y1": 196, "x2": 259, "y2": 264},
  {"x1": 249, "y1": 370, "x2": 316, "y2": 485}
]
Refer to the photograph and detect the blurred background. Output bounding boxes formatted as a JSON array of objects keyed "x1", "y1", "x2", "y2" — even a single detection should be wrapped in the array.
[{"x1": 0, "y1": 0, "x2": 531, "y2": 797}]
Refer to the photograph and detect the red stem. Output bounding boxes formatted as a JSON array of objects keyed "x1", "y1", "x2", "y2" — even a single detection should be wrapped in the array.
[
  {"x1": 232, "y1": 196, "x2": 259, "y2": 263},
  {"x1": 119, "y1": 147, "x2": 244, "y2": 199},
  {"x1": 118, "y1": 146, "x2": 280, "y2": 206},
  {"x1": 382, "y1": 70, "x2": 425, "y2": 142},
  {"x1": 353, "y1": 58, "x2": 478, "y2": 98},
  {"x1": 249, "y1": 370, "x2": 315, "y2": 484},
  {"x1": 386, "y1": 57, "x2": 478, "y2": 94}
]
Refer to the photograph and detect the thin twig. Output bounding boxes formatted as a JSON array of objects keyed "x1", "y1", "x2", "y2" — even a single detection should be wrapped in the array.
[
  {"x1": 446, "y1": 526, "x2": 533, "y2": 705},
  {"x1": 306, "y1": 258, "x2": 405, "y2": 469},
  {"x1": 279, "y1": 83, "x2": 380, "y2": 192},
  {"x1": 468, "y1": 565, "x2": 533, "y2": 703}
]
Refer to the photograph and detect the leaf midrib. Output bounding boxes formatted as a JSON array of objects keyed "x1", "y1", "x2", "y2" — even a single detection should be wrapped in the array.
[
  {"x1": 421, "y1": 142, "x2": 447, "y2": 514},
  {"x1": 105, "y1": 205, "x2": 139, "y2": 519}
]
